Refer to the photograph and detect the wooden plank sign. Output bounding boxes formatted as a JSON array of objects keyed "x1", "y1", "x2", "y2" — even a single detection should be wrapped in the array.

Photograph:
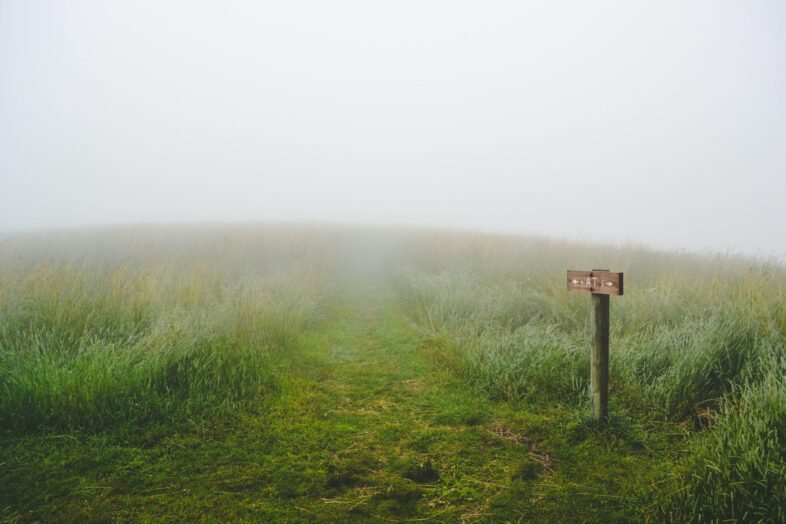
[{"x1": 567, "y1": 270, "x2": 623, "y2": 296}]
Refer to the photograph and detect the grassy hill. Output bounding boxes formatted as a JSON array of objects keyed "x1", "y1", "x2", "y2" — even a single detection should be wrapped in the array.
[{"x1": 1, "y1": 224, "x2": 784, "y2": 521}]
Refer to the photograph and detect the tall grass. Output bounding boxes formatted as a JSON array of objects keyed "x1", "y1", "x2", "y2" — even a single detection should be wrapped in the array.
[
  {"x1": 661, "y1": 349, "x2": 786, "y2": 521},
  {"x1": 0, "y1": 226, "x2": 329, "y2": 434}
]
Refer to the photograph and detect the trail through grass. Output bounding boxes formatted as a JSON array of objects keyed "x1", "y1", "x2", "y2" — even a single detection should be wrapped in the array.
[{"x1": 1, "y1": 291, "x2": 672, "y2": 522}]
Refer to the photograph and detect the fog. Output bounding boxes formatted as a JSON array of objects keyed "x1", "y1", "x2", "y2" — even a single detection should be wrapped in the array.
[{"x1": 2, "y1": 1, "x2": 785, "y2": 258}]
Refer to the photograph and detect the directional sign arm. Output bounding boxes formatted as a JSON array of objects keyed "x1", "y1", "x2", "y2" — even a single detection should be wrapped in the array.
[{"x1": 567, "y1": 270, "x2": 623, "y2": 296}]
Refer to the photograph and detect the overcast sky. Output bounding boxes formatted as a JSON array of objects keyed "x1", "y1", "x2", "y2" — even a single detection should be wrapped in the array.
[{"x1": 1, "y1": 1, "x2": 785, "y2": 257}]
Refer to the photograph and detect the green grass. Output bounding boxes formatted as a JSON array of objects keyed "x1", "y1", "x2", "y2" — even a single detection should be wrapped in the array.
[
  {"x1": 0, "y1": 224, "x2": 783, "y2": 521},
  {"x1": 0, "y1": 261, "x2": 321, "y2": 435},
  {"x1": 397, "y1": 234, "x2": 786, "y2": 521}
]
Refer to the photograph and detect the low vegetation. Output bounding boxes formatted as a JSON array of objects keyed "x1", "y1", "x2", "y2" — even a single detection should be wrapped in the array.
[{"x1": 0, "y1": 224, "x2": 783, "y2": 521}]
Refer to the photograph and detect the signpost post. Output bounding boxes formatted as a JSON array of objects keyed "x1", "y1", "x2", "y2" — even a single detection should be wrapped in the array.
[{"x1": 567, "y1": 269, "x2": 623, "y2": 423}]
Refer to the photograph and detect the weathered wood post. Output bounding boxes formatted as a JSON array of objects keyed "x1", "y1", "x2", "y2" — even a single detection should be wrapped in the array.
[
  {"x1": 567, "y1": 269, "x2": 623, "y2": 423},
  {"x1": 590, "y1": 284, "x2": 609, "y2": 422}
]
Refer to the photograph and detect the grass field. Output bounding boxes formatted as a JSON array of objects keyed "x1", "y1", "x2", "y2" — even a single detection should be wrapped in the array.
[{"x1": 1, "y1": 224, "x2": 784, "y2": 522}]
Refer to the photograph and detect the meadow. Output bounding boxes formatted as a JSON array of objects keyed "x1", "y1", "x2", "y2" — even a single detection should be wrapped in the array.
[{"x1": 1, "y1": 224, "x2": 784, "y2": 522}]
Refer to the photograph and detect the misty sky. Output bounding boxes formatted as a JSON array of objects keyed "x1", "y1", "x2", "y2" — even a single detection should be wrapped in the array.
[{"x1": 2, "y1": 1, "x2": 785, "y2": 257}]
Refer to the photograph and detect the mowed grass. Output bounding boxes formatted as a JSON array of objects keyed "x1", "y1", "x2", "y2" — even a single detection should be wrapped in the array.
[{"x1": 0, "y1": 224, "x2": 784, "y2": 521}]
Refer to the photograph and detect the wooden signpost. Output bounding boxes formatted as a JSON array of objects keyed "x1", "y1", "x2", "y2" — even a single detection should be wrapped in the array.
[{"x1": 567, "y1": 269, "x2": 623, "y2": 423}]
